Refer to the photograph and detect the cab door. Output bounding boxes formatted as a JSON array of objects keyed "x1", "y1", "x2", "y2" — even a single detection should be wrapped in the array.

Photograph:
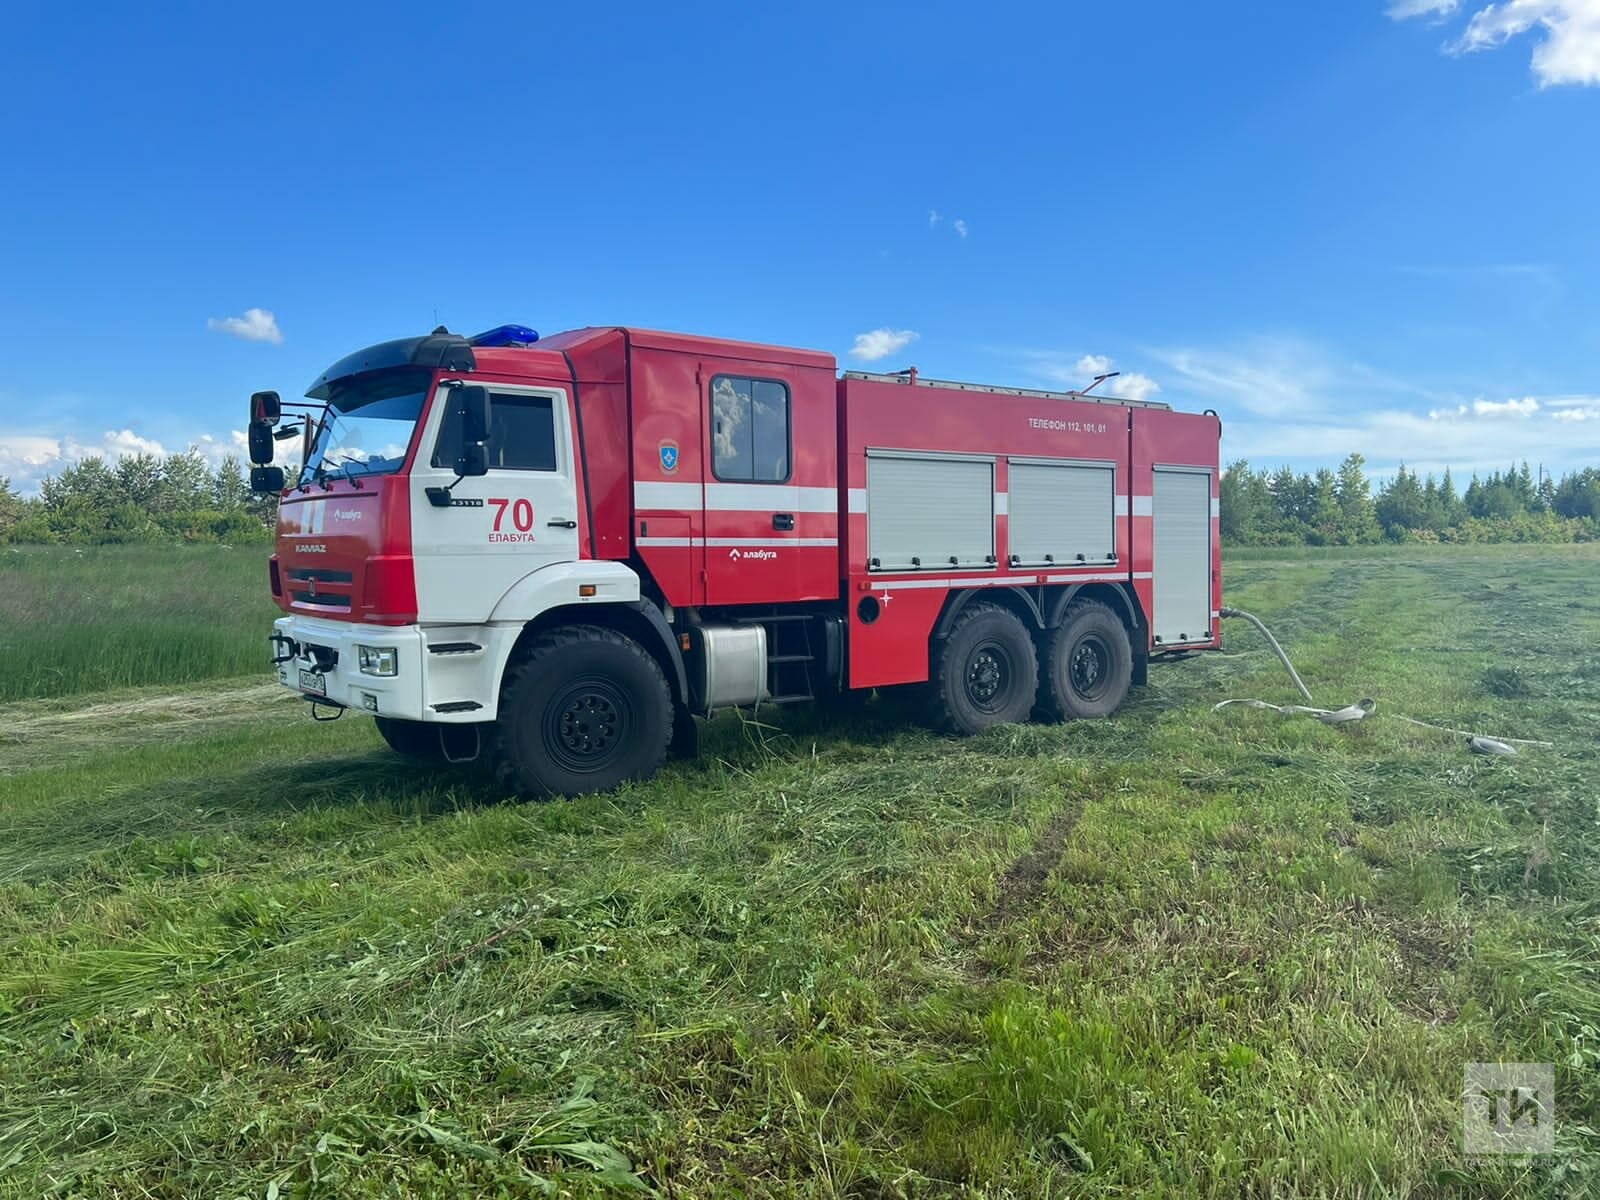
[
  {"x1": 410, "y1": 382, "x2": 581, "y2": 624},
  {"x1": 702, "y1": 366, "x2": 838, "y2": 605}
]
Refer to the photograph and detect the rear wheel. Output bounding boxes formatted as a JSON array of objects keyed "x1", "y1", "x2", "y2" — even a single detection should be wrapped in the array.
[
  {"x1": 492, "y1": 626, "x2": 672, "y2": 798},
  {"x1": 930, "y1": 602, "x2": 1039, "y2": 734},
  {"x1": 374, "y1": 716, "x2": 446, "y2": 762},
  {"x1": 1044, "y1": 601, "x2": 1133, "y2": 720}
]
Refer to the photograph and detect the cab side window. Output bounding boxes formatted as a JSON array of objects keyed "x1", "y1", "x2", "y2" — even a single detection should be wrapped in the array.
[
  {"x1": 711, "y1": 375, "x2": 789, "y2": 483},
  {"x1": 433, "y1": 392, "x2": 558, "y2": 471}
]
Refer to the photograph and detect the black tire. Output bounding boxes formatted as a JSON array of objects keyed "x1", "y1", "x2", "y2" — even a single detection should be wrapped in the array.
[
  {"x1": 374, "y1": 716, "x2": 447, "y2": 762},
  {"x1": 492, "y1": 626, "x2": 672, "y2": 799},
  {"x1": 1044, "y1": 601, "x2": 1133, "y2": 721},
  {"x1": 930, "y1": 602, "x2": 1039, "y2": 734}
]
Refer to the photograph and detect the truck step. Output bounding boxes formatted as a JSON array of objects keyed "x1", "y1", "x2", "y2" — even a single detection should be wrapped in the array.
[
  {"x1": 430, "y1": 700, "x2": 483, "y2": 713},
  {"x1": 428, "y1": 642, "x2": 484, "y2": 655},
  {"x1": 766, "y1": 653, "x2": 815, "y2": 664},
  {"x1": 763, "y1": 693, "x2": 815, "y2": 705}
]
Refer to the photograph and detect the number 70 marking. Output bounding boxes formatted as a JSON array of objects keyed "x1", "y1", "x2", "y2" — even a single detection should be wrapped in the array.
[{"x1": 488, "y1": 497, "x2": 535, "y2": 532}]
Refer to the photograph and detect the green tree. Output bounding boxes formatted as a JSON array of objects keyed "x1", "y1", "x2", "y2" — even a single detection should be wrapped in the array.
[
  {"x1": 1308, "y1": 468, "x2": 1341, "y2": 544},
  {"x1": 212, "y1": 456, "x2": 251, "y2": 510},
  {"x1": 1269, "y1": 466, "x2": 1313, "y2": 534},
  {"x1": 1375, "y1": 464, "x2": 1426, "y2": 536},
  {"x1": 159, "y1": 450, "x2": 211, "y2": 513},
  {"x1": 1438, "y1": 468, "x2": 1464, "y2": 527},
  {"x1": 1335, "y1": 453, "x2": 1379, "y2": 543},
  {"x1": 0, "y1": 476, "x2": 25, "y2": 541}
]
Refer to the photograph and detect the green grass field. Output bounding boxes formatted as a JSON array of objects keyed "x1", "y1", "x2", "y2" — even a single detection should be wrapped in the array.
[
  {"x1": 0, "y1": 545, "x2": 276, "y2": 701},
  {"x1": 1, "y1": 544, "x2": 1597, "y2": 1197}
]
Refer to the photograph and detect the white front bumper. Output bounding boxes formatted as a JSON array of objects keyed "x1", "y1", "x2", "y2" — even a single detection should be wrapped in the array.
[{"x1": 271, "y1": 614, "x2": 517, "y2": 723}]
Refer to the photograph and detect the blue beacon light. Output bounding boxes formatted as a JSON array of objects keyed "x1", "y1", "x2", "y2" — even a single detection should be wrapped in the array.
[{"x1": 468, "y1": 324, "x2": 540, "y2": 348}]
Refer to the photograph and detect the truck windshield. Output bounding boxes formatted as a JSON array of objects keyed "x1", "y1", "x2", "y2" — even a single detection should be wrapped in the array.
[{"x1": 304, "y1": 371, "x2": 432, "y2": 481}]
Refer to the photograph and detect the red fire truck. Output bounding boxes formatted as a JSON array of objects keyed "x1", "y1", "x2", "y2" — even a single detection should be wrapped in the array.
[{"x1": 249, "y1": 324, "x2": 1221, "y2": 797}]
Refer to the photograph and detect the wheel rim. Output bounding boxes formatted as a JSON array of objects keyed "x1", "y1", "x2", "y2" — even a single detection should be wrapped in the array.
[
  {"x1": 964, "y1": 640, "x2": 1014, "y2": 714},
  {"x1": 1067, "y1": 633, "x2": 1112, "y2": 702},
  {"x1": 542, "y1": 676, "x2": 634, "y2": 773}
]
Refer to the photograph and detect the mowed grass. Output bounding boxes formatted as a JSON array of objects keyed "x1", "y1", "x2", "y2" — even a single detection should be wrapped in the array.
[
  {"x1": 1, "y1": 545, "x2": 1598, "y2": 1197},
  {"x1": 0, "y1": 545, "x2": 274, "y2": 701}
]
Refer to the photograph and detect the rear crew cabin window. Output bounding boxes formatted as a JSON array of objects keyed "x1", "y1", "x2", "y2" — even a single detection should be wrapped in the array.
[
  {"x1": 433, "y1": 392, "x2": 557, "y2": 471},
  {"x1": 711, "y1": 375, "x2": 790, "y2": 483}
]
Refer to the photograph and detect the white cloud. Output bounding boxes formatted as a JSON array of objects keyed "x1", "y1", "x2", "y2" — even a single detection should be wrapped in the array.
[
  {"x1": 1112, "y1": 373, "x2": 1162, "y2": 404},
  {"x1": 1150, "y1": 337, "x2": 1345, "y2": 418},
  {"x1": 953, "y1": 219, "x2": 969, "y2": 238},
  {"x1": 191, "y1": 430, "x2": 254, "y2": 469},
  {"x1": 1393, "y1": 1, "x2": 1600, "y2": 87},
  {"x1": 849, "y1": 328, "x2": 919, "y2": 362},
  {"x1": 1475, "y1": 395, "x2": 1540, "y2": 416},
  {"x1": 1429, "y1": 395, "x2": 1542, "y2": 418},
  {"x1": 1023, "y1": 352, "x2": 1163, "y2": 404},
  {"x1": 0, "y1": 434, "x2": 68, "y2": 474},
  {"x1": 207, "y1": 307, "x2": 284, "y2": 344},
  {"x1": 1540, "y1": 395, "x2": 1600, "y2": 422},
  {"x1": 1388, "y1": 0, "x2": 1459, "y2": 17},
  {"x1": 929, "y1": 209, "x2": 941, "y2": 227}
]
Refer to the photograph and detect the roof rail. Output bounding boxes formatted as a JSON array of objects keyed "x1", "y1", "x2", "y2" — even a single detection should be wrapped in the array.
[{"x1": 840, "y1": 369, "x2": 1170, "y2": 410}]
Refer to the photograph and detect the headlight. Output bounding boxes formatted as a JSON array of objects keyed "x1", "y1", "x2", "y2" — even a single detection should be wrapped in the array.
[{"x1": 357, "y1": 645, "x2": 398, "y2": 676}]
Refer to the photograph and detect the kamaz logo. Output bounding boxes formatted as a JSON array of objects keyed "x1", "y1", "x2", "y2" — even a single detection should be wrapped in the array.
[
  {"x1": 333, "y1": 509, "x2": 363, "y2": 522},
  {"x1": 728, "y1": 548, "x2": 777, "y2": 561},
  {"x1": 299, "y1": 543, "x2": 327, "y2": 554}
]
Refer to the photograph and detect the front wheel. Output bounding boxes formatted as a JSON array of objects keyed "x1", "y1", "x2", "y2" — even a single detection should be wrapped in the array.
[
  {"x1": 1044, "y1": 601, "x2": 1133, "y2": 720},
  {"x1": 492, "y1": 626, "x2": 672, "y2": 799},
  {"x1": 930, "y1": 602, "x2": 1039, "y2": 734}
]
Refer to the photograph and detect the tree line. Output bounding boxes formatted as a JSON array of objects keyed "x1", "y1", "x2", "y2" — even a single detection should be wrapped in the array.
[
  {"x1": 0, "y1": 453, "x2": 277, "y2": 545},
  {"x1": 3, "y1": 448, "x2": 1598, "y2": 548},
  {"x1": 1221, "y1": 454, "x2": 1600, "y2": 545}
]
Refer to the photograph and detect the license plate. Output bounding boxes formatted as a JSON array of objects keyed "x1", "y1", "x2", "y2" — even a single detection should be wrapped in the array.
[{"x1": 298, "y1": 669, "x2": 326, "y2": 696}]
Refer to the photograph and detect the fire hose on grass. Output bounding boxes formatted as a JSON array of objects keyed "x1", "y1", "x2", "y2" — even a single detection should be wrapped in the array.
[{"x1": 1212, "y1": 607, "x2": 1552, "y2": 756}]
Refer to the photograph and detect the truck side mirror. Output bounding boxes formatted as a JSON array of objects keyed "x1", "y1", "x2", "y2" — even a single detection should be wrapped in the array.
[
  {"x1": 248, "y1": 390, "x2": 282, "y2": 466},
  {"x1": 250, "y1": 465, "x2": 286, "y2": 493},
  {"x1": 251, "y1": 390, "x2": 282, "y2": 425},
  {"x1": 452, "y1": 386, "x2": 493, "y2": 477},
  {"x1": 457, "y1": 386, "x2": 491, "y2": 444},
  {"x1": 247, "y1": 423, "x2": 275, "y2": 466}
]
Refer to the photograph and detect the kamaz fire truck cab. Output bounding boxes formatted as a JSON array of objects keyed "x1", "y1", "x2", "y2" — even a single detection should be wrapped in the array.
[{"x1": 251, "y1": 323, "x2": 1221, "y2": 797}]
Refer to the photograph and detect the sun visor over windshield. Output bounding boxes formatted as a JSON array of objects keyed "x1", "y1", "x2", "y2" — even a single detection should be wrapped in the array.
[{"x1": 306, "y1": 332, "x2": 476, "y2": 400}]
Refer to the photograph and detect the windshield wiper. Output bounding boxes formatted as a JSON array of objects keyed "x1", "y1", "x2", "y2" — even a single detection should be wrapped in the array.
[
  {"x1": 334, "y1": 456, "x2": 375, "y2": 482},
  {"x1": 314, "y1": 455, "x2": 371, "y2": 486}
]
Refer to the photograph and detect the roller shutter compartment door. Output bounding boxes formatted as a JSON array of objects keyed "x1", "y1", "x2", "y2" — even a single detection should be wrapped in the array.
[
  {"x1": 1008, "y1": 460, "x2": 1115, "y2": 566},
  {"x1": 1151, "y1": 468, "x2": 1211, "y2": 645},
  {"x1": 867, "y1": 454, "x2": 994, "y2": 571}
]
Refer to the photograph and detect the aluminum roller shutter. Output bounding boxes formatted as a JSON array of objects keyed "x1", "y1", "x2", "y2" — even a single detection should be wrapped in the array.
[
  {"x1": 867, "y1": 453, "x2": 994, "y2": 570},
  {"x1": 1008, "y1": 460, "x2": 1115, "y2": 565},
  {"x1": 1152, "y1": 468, "x2": 1212, "y2": 644}
]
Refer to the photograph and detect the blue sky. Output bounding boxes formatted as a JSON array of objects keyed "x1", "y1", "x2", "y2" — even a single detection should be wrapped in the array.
[{"x1": 2, "y1": 1, "x2": 1598, "y2": 490}]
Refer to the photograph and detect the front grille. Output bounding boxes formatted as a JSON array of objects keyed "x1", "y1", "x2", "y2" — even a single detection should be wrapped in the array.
[
  {"x1": 288, "y1": 568, "x2": 355, "y2": 584},
  {"x1": 290, "y1": 591, "x2": 353, "y2": 608}
]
